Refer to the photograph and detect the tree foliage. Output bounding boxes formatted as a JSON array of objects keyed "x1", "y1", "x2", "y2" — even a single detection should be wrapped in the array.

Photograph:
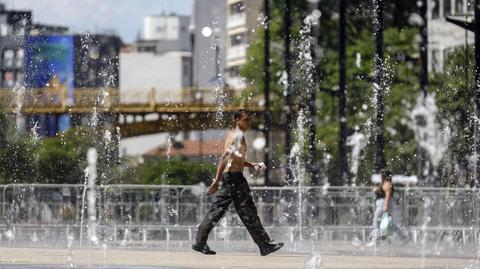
[
  {"x1": 239, "y1": 1, "x2": 458, "y2": 185},
  {"x1": 133, "y1": 158, "x2": 216, "y2": 185},
  {"x1": 432, "y1": 46, "x2": 475, "y2": 186}
]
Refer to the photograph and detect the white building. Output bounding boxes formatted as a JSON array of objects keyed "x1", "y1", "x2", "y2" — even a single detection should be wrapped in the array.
[
  {"x1": 225, "y1": 0, "x2": 261, "y2": 90},
  {"x1": 119, "y1": 14, "x2": 192, "y2": 104},
  {"x1": 428, "y1": 0, "x2": 474, "y2": 72},
  {"x1": 143, "y1": 14, "x2": 191, "y2": 53},
  {"x1": 119, "y1": 51, "x2": 191, "y2": 104}
]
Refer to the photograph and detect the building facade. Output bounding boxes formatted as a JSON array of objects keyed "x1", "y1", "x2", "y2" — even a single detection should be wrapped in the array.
[
  {"x1": 73, "y1": 34, "x2": 122, "y2": 88},
  {"x1": 143, "y1": 14, "x2": 191, "y2": 54},
  {"x1": 24, "y1": 34, "x2": 122, "y2": 135},
  {"x1": 225, "y1": 0, "x2": 261, "y2": 90},
  {"x1": 0, "y1": 4, "x2": 31, "y2": 88},
  {"x1": 428, "y1": 0, "x2": 475, "y2": 72},
  {"x1": 119, "y1": 14, "x2": 192, "y2": 104},
  {"x1": 120, "y1": 51, "x2": 191, "y2": 104}
]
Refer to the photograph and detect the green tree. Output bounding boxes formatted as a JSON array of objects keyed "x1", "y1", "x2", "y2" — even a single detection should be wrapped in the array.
[
  {"x1": 133, "y1": 158, "x2": 216, "y2": 185},
  {"x1": 0, "y1": 136, "x2": 39, "y2": 183},
  {"x1": 0, "y1": 100, "x2": 9, "y2": 145},
  {"x1": 36, "y1": 126, "x2": 123, "y2": 184},
  {"x1": 240, "y1": 1, "x2": 423, "y2": 185},
  {"x1": 432, "y1": 46, "x2": 475, "y2": 186},
  {"x1": 0, "y1": 101, "x2": 39, "y2": 183}
]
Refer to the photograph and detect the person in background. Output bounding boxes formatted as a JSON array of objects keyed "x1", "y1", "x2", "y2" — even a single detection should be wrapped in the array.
[{"x1": 366, "y1": 169, "x2": 408, "y2": 246}]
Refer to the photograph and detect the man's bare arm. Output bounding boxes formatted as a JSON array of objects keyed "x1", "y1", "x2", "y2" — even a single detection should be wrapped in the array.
[
  {"x1": 208, "y1": 132, "x2": 232, "y2": 194},
  {"x1": 208, "y1": 153, "x2": 228, "y2": 194},
  {"x1": 383, "y1": 181, "x2": 392, "y2": 213},
  {"x1": 243, "y1": 161, "x2": 255, "y2": 168}
]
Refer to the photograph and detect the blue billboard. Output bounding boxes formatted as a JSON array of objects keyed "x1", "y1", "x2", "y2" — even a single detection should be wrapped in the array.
[
  {"x1": 25, "y1": 35, "x2": 75, "y2": 135},
  {"x1": 25, "y1": 35, "x2": 74, "y2": 89}
]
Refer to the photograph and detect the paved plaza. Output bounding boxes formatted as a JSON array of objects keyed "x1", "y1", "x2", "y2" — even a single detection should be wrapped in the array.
[{"x1": 0, "y1": 246, "x2": 477, "y2": 269}]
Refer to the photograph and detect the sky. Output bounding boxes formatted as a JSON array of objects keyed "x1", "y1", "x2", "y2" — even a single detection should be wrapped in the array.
[{"x1": 6, "y1": 0, "x2": 191, "y2": 43}]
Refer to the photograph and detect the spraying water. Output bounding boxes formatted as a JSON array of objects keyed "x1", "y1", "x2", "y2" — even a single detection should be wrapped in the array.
[
  {"x1": 165, "y1": 135, "x2": 173, "y2": 161},
  {"x1": 87, "y1": 148, "x2": 98, "y2": 244},
  {"x1": 346, "y1": 131, "x2": 367, "y2": 184},
  {"x1": 79, "y1": 167, "x2": 89, "y2": 245},
  {"x1": 11, "y1": 85, "x2": 26, "y2": 132},
  {"x1": 410, "y1": 93, "x2": 450, "y2": 182},
  {"x1": 287, "y1": 110, "x2": 308, "y2": 242}
]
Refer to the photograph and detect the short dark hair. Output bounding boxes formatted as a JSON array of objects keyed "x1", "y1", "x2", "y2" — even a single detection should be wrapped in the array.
[
  {"x1": 234, "y1": 109, "x2": 249, "y2": 121},
  {"x1": 381, "y1": 169, "x2": 392, "y2": 182}
]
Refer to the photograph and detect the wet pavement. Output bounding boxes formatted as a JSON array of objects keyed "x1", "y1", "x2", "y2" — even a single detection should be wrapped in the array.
[
  {"x1": 0, "y1": 264, "x2": 182, "y2": 269},
  {"x1": 0, "y1": 245, "x2": 477, "y2": 269}
]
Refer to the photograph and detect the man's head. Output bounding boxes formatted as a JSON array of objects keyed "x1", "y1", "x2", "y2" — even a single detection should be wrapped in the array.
[{"x1": 234, "y1": 109, "x2": 252, "y2": 130}]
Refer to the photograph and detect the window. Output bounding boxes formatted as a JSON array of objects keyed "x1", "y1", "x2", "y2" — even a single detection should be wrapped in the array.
[
  {"x1": 467, "y1": 0, "x2": 474, "y2": 12},
  {"x1": 138, "y1": 45, "x2": 155, "y2": 52},
  {"x1": 88, "y1": 69, "x2": 97, "y2": 84},
  {"x1": 16, "y1": 72, "x2": 24, "y2": 85},
  {"x1": 230, "y1": 1, "x2": 245, "y2": 15},
  {"x1": 0, "y1": 23, "x2": 8, "y2": 36},
  {"x1": 13, "y1": 25, "x2": 25, "y2": 36},
  {"x1": 3, "y1": 71, "x2": 14, "y2": 88},
  {"x1": 228, "y1": 65, "x2": 241, "y2": 78},
  {"x1": 230, "y1": 33, "x2": 245, "y2": 46},
  {"x1": 182, "y1": 59, "x2": 190, "y2": 76},
  {"x1": 444, "y1": 0, "x2": 452, "y2": 16},
  {"x1": 3, "y1": 49, "x2": 14, "y2": 68},
  {"x1": 432, "y1": 49, "x2": 440, "y2": 73},
  {"x1": 456, "y1": 0, "x2": 464, "y2": 14},
  {"x1": 432, "y1": 0, "x2": 440, "y2": 19},
  {"x1": 15, "y1": 49, "x2": 23, "y2": 68},
  {"x1": 182, "y1": 58, "x2": 191, "y2": 86}
]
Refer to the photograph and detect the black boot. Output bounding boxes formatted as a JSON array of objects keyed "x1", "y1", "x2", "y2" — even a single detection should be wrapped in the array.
[
  {"x1": 259, "y1": 242, "x2": 284, "y2": 256},
  {"x1": 192, "y1": 241, "x2": 216, "y2": 255}
]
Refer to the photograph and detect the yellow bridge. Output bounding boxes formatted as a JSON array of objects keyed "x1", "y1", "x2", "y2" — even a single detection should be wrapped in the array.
[{"x1": 0, "y1": 88, "x2": 265, "y2": 138}]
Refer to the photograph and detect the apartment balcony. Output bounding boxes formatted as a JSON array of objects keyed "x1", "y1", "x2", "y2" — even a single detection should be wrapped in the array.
[
  {"x1": 226, "y1": 44, "x2": 247, "y2": 61},
  {"x1": 227, "y1": 13, "x2": 246, "y2": 29}
]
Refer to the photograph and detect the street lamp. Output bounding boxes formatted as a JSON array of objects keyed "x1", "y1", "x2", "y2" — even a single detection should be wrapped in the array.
[
  {"x1": 339, "y1": 0, "x2": 348, "y2": 185},
  {"x1": 475, "y1": 0, "x2": 480, "y2": 187},
  {"x1": 284, "y1": 0, "x2": 293, "y2": 184},
  {"x1": 263, "y1": 0, "x2": 271, "y2": 185},
  {"x1": 374, "y1": 0, "x2": 386, "y2": 173}
]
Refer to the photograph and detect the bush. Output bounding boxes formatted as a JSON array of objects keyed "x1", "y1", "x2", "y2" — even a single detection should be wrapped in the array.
[
  {"x1": 134, "y1": 158, "x2": 216, "y2": 185},
  {"x1": 0, "y1": 137, "x2": 39, "y2": 183},
  {"x1": 37, "y1": 139, "x2": 84, "y2": 184}
]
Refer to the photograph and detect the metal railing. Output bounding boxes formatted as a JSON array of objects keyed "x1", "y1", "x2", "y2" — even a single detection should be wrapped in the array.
[
  {"x1": 0, "y1": 87, "x2": 258, "y2": 114},
  {"x1": 0, "y1": 184, "x2": 478, "y2": 229}
]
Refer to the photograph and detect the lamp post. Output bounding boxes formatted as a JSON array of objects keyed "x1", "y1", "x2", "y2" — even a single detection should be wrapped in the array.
[
  {"x1": 374, "y1": 0, "x2": 386, "y2": 172},
  {"x1": 475, "y1": 0, "x2": 480, "y2": 187},
  {"x1": 284, "y1": 0, "x2": 293, "y2": 184},
  {"x1": 306, "y1": 0, "x2": 320, "y2": 186},
  {"x1": 339, "y1": 0, "x2": 348, "y2": 185},
  {"x1": 419, "y1": 0, "x2": 428, "y2": 97},
  {"x1": 263, "y1": 0, "x2": 271, "y2": 185}
]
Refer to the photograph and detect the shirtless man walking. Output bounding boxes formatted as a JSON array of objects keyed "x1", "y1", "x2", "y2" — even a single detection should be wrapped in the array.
[{"x1": 192, "y1": 109, "x2": 284, "y2": 256}]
